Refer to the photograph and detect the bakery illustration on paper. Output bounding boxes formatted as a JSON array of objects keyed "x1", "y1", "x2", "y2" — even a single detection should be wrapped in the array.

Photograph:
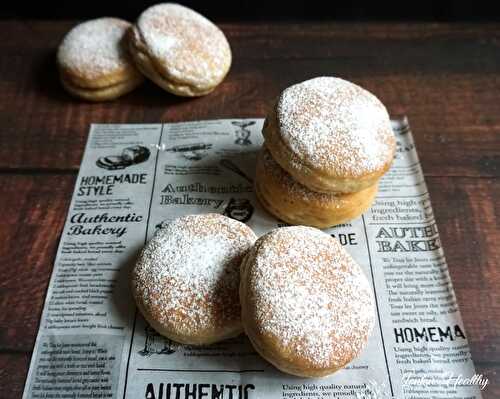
[
  {"x1": 232, "y1": 120, "x2": 255, "y2": 146},
  {"x1": 223, "y1": 198, "x2": 254, "y2": 223},
  {"x1": 219, "y1": 158, "x2": 254, "y2": 183},
  {"x1": 163, "y1": 142, "x2": 213, "y2": 161},
  {"x1": 139, "y1": 326, "x2": 178, "y2": 356},
  {"x1": 96, "y1": 145, "x2": 150, "y2": 170}
]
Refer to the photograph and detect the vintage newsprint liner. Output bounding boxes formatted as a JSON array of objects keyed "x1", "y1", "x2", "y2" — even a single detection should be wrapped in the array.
[{"x1": 23, "y1": 118, "x2": 484, "y2": 399}]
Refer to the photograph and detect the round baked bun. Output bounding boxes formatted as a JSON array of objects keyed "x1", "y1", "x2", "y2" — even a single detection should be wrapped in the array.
[
  {"x1": 132, "y1": 214, "x2": 256, "y2": 345},
  {"x1": 57, "y1": 18, "x2": 144, "y2": 101},
  {"x1": 240, "y1": 226, "x2": 375, "y2": 377},
  {"x1": 129, "y1": 3, "x2": 232, "y2": 96},
  {"x1": 255, "y1": 146, "x2": 378, "y2": 228},
  {"x1": 263, "y1": 77, "x2": 396, "y2": 193}
]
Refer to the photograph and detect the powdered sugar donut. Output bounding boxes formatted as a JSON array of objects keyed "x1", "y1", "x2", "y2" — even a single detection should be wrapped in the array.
[
  {"x1": 255, "y1": 146, "x2": 378, "y2": 228},
  {"x1": 132, "y1": 214, "x2": 256, "y2": 345},
  {"x1": 240, "y1": 226, "x2": 375, "y2": 377},
  {"x1": 129, "y1": 3, "x2": 232, "y2": 96},
  {"x1": 57, "y1": 18, "x2": 144, "y2": 101},
  {"x1": 263, "y1": 77, "x2": 396, "y2": 193}
]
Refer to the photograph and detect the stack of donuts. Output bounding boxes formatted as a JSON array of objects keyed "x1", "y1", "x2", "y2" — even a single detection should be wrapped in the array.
[
  {"x1": 255, "y1": 77, "x2": 396, "y2": 228},
  {"x1": 56, "y1": 3, "x2": 232, "y2": 101},
  {"x1": 57, "y1": 2, "x2": 397, "y2": 380}
]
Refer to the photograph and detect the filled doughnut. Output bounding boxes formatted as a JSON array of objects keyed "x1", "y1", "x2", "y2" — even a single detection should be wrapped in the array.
[
  {"x1": 255, "y1": 146, "x2": 378, "y2": 228},
  {"x1": 57, "y1": 18, "x2": 143, "y2": 101},
  {"x1": 129, "y1": 3, "x2": 231, "y2": 96},
  {"x1": 263, "y1": 77, "x2": 395, "y2": 193},
  {"x1": 132, "y1": 213, "x2": 256, "y2": 345},
  {"x1": 240, "y1": 226, "x2": 375, "y2": 377}
]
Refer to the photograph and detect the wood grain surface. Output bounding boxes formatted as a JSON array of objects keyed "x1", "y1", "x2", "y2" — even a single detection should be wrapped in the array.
[{"x1": 0, "y1": 21, "x2": 498, "y2": 398}]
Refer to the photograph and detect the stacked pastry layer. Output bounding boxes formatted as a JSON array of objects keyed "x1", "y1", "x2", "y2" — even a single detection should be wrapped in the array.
[{"x1": 256, "y1": 76, "x2": 396, "y2": 228}]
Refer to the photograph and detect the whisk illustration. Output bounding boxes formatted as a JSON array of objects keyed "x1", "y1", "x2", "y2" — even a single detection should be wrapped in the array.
[{"x1": 219, "y1": 158, "x2": 253, "y2": 183}]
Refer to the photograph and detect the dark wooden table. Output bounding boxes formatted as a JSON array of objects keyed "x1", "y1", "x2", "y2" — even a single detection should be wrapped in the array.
[{"x1": 0, "y1": 20, "x2": 498, "y2": 398}]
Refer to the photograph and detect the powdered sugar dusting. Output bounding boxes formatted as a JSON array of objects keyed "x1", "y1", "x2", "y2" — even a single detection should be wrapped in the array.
[
  {"x1": 247, "y1": 226, "x2": 375, "y2": 368},
  {"x1": 57, "y1": 18, "x2": 132, "y2": 79},
  {"x1": 277, "y1": 77, "x2": 395, "y2": 177},
  {"x1": 136, "y1": 3, "x2": 231, "y2": 87},
  {"x1": 133, "y1": 213, "x2": 256, "y2": 336}
]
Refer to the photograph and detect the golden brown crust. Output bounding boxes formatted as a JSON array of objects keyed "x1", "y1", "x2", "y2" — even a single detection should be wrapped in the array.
[
  {"x1": 240, "y1": 254, "x2": 347, "y2": 377},
  {"x1": 60, "y1": 72, "x2": 143, "y2": 101},
  {"x1": 128, "y1": 3, "x2": 231, "y2": 97},
  {"x1": 263, "y1": 107, "x2": 392, "y2": 193},
  {"x1": 134, "y1": 287, "x2": 243, "y2": 345},
  {"x1": 263, "y1": 77, "x2": 396, "y2": 193},
  {"x1": 58, "y1": 59, "x2": 143, "y2": 90},
  {"x1": 240, "y1": 227, "x2": 375, "y2": 377},
  {"x1": 57, "y1": 18, "x2": 144, "y2": 98},
  {"x1": 255, "y1": 147, "x2": 378, "y2": 228},
  {"x1": 132, "y1": 214, "x2": 256, "y2": 345},
  {"x1": 128, "y1": 29, "x2": 215, "y2": 97}
]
